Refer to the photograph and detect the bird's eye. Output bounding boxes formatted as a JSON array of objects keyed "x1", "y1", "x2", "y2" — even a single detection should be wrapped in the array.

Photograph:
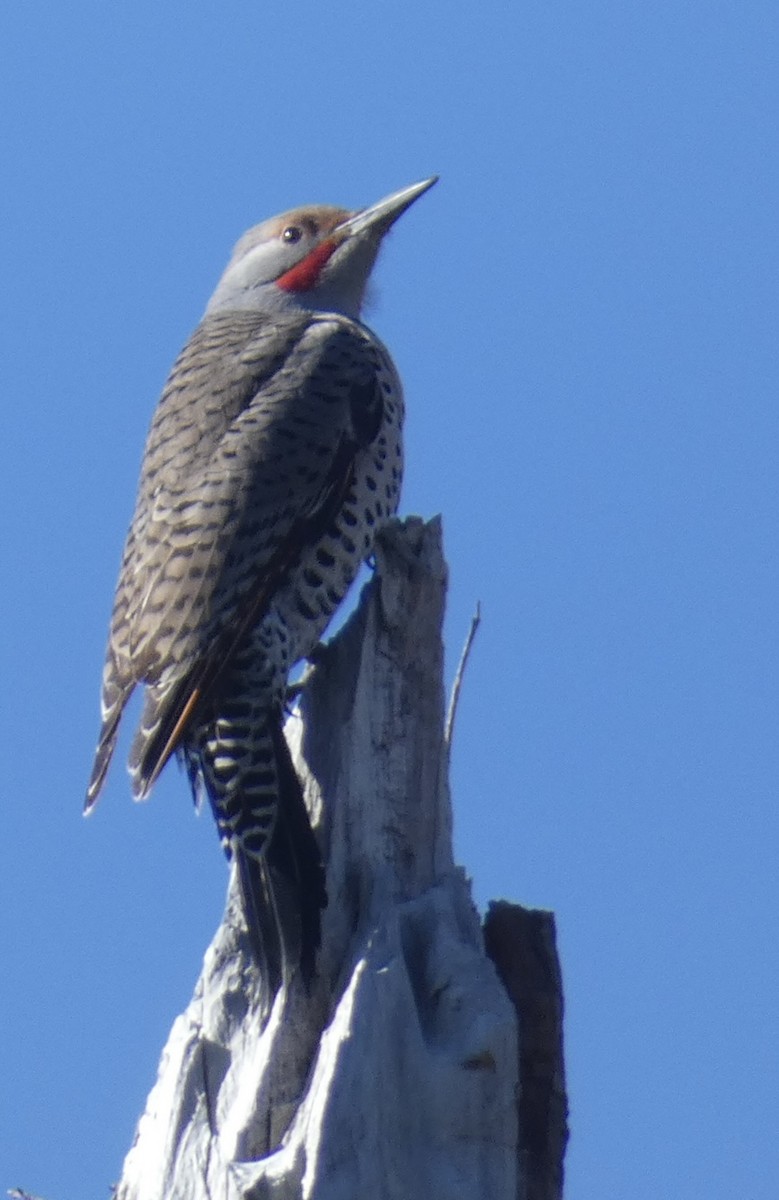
[{"x1": 282, "y1": 225, "x2": 303, "y2": 244}]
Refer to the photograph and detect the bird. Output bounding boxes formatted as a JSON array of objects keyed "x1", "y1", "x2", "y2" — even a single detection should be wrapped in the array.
[{"x1": 85, "y1": 175, "x2": 437, "y2": 1001}]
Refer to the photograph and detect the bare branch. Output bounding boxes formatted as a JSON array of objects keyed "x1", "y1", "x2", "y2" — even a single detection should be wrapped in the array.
[{"x1": 444, "y1": 601, "x2": 481, "y2": 751}]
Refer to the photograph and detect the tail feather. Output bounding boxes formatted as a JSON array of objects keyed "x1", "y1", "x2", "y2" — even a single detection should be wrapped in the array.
[
  {"x1": 236, "y1": 725, "x2": 326, "y2": 989},
  {"x1": 236, "y1": 851, "x2": 286, "y2": 996},
  {"x1": 267, "y1": 722, "x2": 327, "y2": 984},
  {"x1": 183, "y1": 712, "x2": 327, "y2": 993}
]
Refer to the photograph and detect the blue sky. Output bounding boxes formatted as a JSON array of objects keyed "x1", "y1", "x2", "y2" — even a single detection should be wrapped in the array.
[{"x1": 2, "y1": 1, "x2": 778, "y2": 1196}]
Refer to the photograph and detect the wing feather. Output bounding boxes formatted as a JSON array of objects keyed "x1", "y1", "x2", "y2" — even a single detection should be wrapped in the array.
[{"x1": 86, "y1": 309, "x2": 385, "y2": 803}]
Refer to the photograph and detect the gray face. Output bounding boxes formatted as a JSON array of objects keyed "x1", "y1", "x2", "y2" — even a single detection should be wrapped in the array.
[
  {"x1": 205, "y1": 205, "x2": 350, "y2": 315},
  {"x1": 205, "y1": 178, "x2": 438, "y2": 320}
]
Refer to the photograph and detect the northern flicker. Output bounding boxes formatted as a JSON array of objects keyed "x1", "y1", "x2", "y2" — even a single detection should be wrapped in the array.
[{"x1": 85, "y1": 176, "x2": 436, "y2": 999}]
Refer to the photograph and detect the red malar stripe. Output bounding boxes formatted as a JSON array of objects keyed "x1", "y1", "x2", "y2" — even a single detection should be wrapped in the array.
[{"x1": 276, "y1": 239, "x2": 338, "y2": 293}]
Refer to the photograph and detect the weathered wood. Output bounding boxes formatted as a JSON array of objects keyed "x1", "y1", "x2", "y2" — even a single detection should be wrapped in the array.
[
  {"x1": 115, "y1": 517, "x2": 564, "y2": 1200},
  {"x1": 484, "y1": 903, "x2": 568, "y2": 1200}
]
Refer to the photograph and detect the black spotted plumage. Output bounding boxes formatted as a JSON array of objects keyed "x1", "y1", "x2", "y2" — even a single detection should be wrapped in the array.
[
  {"x1": 86, "y1": 306, "x2": 403, "y2": 998},
  {"x1": 85, "y1": 177, "x2": 435, "y2": 1004}
]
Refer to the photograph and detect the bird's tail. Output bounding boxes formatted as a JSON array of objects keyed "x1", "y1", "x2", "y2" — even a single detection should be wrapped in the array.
[
  {"x1": 236, "y1": 724, "x2": 327, "y2": 993},
  {"x1": 182, "y1": 713, "x2": 326, "y2": 996}
]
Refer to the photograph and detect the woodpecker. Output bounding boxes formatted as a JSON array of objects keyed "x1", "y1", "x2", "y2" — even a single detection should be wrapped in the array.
[{"x1": 85, "y1": 176, "x2": 437, "y2": 998}]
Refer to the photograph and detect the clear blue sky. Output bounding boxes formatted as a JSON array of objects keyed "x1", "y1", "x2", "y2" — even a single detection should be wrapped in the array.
[{"x1": 2, "y1": 1, "x2": 777, "y2": 1196}]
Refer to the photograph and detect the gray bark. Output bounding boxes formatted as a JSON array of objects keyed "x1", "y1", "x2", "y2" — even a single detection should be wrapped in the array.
[{"x1": 115, "y1": 517, "x2": 567, "y2": 1200}]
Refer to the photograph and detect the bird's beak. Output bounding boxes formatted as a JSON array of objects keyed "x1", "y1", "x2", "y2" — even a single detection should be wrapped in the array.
[{"x1": 334, "y1": 176, "x2": 438, "y2": 243}]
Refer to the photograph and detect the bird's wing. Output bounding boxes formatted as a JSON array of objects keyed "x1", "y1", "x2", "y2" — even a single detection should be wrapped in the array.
[{"x1": 86, "y1": 310, "x2": 386, "y2": 808}]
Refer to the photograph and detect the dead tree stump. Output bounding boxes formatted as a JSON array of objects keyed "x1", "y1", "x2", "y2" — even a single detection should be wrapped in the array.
[{"x1": 115, "y1": 517, "x2": 568, "y2": 1200}]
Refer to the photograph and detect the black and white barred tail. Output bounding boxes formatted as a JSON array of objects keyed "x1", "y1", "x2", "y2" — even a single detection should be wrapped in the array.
[{"x1": 179, "y1": 694, "x2": 326, "y2": 997}]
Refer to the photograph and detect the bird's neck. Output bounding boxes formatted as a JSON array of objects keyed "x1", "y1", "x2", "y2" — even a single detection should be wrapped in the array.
[{"x1": 205, "y1": 279, "x2": 363, "y2": 322}]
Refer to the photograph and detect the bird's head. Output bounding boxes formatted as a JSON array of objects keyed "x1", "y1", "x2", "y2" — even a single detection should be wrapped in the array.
[{"x1": 206, "y1": 176, "x2": 438, "y2": 320}]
